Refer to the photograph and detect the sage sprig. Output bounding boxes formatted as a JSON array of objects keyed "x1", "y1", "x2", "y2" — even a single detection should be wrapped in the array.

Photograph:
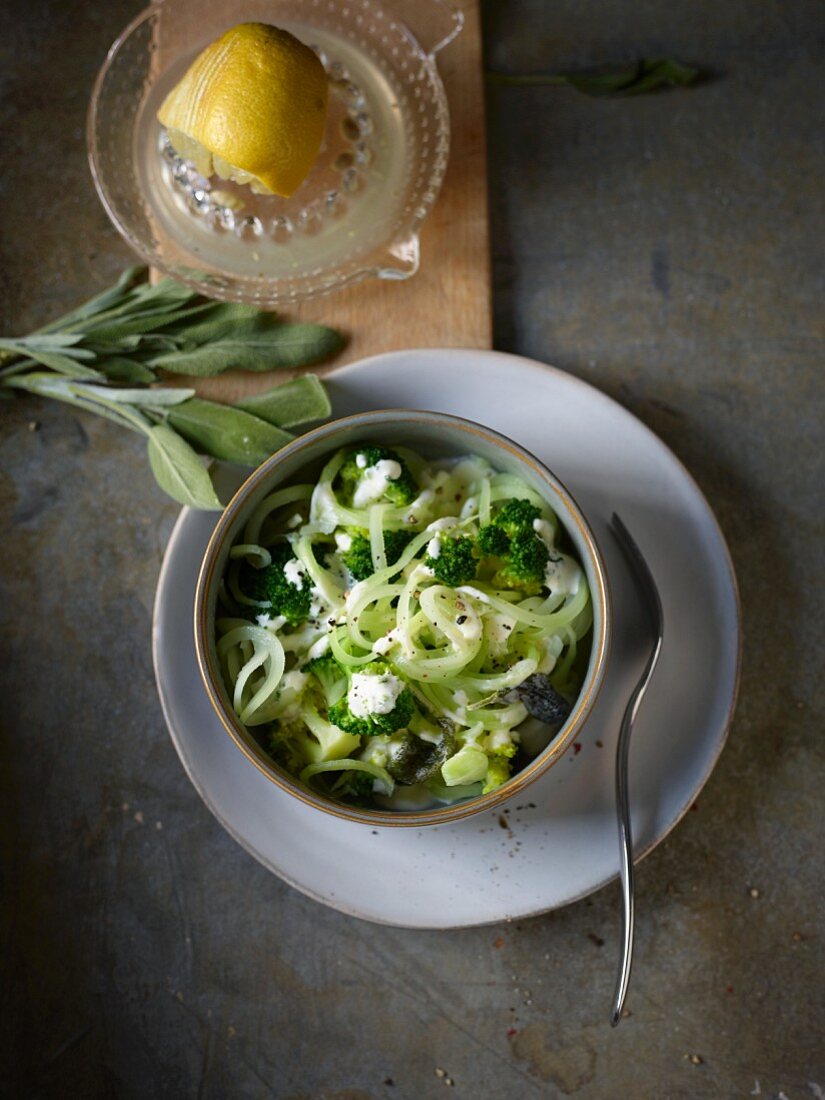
[
  {"x1": 0, "y1": 268, "x2": 339, "y2": 509},
  {"x1": 487, "y1": 58, "x2": 700, "y2": 96}
]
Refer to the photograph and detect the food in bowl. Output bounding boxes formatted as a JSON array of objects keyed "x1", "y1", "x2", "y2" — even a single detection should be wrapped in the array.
[{"x1": 215, "y1": 443, "x2": 593, "y2": 810}]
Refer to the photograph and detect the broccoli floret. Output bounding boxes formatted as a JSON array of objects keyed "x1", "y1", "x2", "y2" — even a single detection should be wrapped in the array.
[
  {"x1": 477, "y1": 524, "x2": 511, "y2": 557},
  {"x1": 244, "y1": 543, "x2": 312, "y2": 626},
  {"x1": 425, "y1": 534, "x2": 477, "y2": 587},
  {"x1": 268, "y1": 725, "x2": 308, "y2": 776},
  {"x1": 328, "y1": 661, "x2": 415, "y2": 737},
  {"x1": 482, "y1": 756, "x2": 512, "y2": 794},
  {"x1": 492, "y1": 498, "x2": 542, "y2": 537},
  {"x1": 305, "y1": 653, "x2": 348, "y2": 711},
  {"x1": 338, "y1": 446, "x2": 417, "y2": 507},
  {"x1": 335, "y1": 769, "x2": 376, "y2": 799},
  {"x1": 492, "y1": 529, "x2": 549, "y2": 596},
  {"x1": 340, "y1": 528, "x2": 412, "y2": 581}
]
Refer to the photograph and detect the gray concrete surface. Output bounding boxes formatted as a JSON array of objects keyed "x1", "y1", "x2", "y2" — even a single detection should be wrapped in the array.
[{"x1": 1, "y1": 1, "x2": 823, "y2": 1097}]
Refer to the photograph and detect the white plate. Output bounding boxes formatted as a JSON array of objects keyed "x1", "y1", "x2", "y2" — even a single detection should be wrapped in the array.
[{"x1": 152, "y1": 350, "x2": 740, "y2": 928}]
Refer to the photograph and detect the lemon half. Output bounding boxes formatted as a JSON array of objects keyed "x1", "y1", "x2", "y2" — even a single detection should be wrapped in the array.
[{"x1": 158, "y1": 23, "x2": 328, "y2": 198}]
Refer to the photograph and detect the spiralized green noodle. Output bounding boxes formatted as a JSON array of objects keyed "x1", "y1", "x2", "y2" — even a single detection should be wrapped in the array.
[{"x1": 215, "y1": 445, "x2": 593, "y2": 808}]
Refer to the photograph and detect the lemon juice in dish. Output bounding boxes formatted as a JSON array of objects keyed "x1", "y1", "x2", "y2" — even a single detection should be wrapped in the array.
[{"x1": 136, "y1": 21, "x2": 410, "y2": 284}]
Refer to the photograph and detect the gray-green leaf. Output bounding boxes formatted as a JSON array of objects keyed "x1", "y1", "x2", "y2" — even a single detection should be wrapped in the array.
[
  {"x1": 95, "y1": 357, "x2": 158, "y2": 384},
  {"x1": 167, "y1": 398, "x2": 293, "y2": 467},
  {"x1": 234, "y1": 374, "x2": 331, "y2": 427},
  {"x1": 80, "y1": 383, "x2": 196, "y2": 406},
  {"x1": 149, "y1": 323, "x2": 344, "y2": 375},
  {"x1": 487, "y1": 57, "x2": 700, "y2": 97},
  {"x1": 147, "y1": 423, "x2": 223, "y2": 509}
]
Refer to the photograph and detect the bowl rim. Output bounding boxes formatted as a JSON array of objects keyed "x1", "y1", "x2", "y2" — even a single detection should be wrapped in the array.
[
  {"x1": 86, "y1": 0, "x2": 453, "y2": 305},
  {"x1": 193, "y1": 408, "x2": 612, "y2": 826}
]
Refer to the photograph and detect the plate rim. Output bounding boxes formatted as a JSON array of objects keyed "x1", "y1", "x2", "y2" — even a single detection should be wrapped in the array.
[{"x1": 152, "y1": 348, "x2": 743, "y2": 928}]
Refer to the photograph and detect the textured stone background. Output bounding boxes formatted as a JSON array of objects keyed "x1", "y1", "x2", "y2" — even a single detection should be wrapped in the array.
[{"x1": 1, "y1": 1, "x2": 823, "y2": 1097}]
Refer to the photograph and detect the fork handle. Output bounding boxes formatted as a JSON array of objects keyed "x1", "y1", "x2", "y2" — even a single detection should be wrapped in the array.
[{"x1": 610, "y1": 701, "x2": 636, "y2": 1026}]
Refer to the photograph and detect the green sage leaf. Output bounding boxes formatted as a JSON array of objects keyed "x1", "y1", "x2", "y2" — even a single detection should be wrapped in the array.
[
  {"x1": 149, "y1": 323, "x2": 344, "y2": 375},
  {"x1": 487, "y1": 57, "x2": 700, "y2": 96},
  {"x1": 167, "y1": 398, "x2": 293, "y2": 467},
  {"x1": 94, "y1": 358, "x2": 158, "y2": 384},
  {"x1": 37, "y1": 266, "x2": 146, "y2": 334},
  {"x1": 234, "y1": 375, "x2": 331, "y2": 427},
  {"x1": 80, "y1": 383, "x2": 196, "y2": 406},
  {"x1": 147, "y1": 423, "x2": 222, "y2": 509}
]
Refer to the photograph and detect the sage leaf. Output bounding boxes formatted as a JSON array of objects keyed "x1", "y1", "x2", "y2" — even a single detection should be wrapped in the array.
[
  {"x1": 234, "y1": 375, "x2": 332, "y2": 427},
  {"x1": 84, "y1": 302, "x2": 216, "y2": 343},
  {"x1": 167, "y1": 398, "x2": 293, "y2": 467},
  {"x1": 37, "y1": 266, "x2": 145, "y2": 334},
  {"x1": 147, "y1": 423, "x2": 222, "y2": 509},
  {"x1": 4, "y1": 372, "x2": 153, "y2": 434},
  {"x1": 487, "y1": 57, "x2": 699, "y2": 96},
  {"x1": 149, "y1": 323, "x2": 344, "y2": 375},
  {"x1": 80, "y1": 383, "x2": 196, "y2": 406},
  {"x1": 94, "y1": 357, "x2": 158, "y2": 384},
  {"x1": 0, "y1": 339, "x2": 104, "y2": 379}
]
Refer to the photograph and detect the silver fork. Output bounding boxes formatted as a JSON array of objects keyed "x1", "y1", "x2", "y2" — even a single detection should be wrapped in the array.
[{"x1": 608, "y1": 513, "x2": 664, "y2": 1027}]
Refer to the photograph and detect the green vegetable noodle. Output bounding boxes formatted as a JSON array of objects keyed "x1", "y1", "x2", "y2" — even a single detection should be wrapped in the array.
[{"x1": 216, "y1": 445, "x2": 593, "y2": 809}]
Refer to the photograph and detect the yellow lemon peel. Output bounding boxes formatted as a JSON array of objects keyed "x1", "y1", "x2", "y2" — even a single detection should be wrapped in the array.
[{"x1": 158, "y1": 23, "x2": 328, "y2": 198}]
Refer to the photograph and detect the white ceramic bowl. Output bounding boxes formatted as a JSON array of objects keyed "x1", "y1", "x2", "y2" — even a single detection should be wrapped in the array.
[{"x1": 194, "y1": 409, "x2": 611, "y2": 826}]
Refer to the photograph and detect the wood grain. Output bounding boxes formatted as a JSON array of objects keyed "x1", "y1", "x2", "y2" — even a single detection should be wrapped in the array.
[{"x1": 154, "y1": 0, "x2": 491, "y2": 401}]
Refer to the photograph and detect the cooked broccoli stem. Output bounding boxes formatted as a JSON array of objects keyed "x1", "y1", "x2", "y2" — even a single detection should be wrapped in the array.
[
  {"x1": 243, "y1": 543, "x2": 312, "y2": 626},
  {"x1": 338, "y1": 446, "x2": 417, "y2": 506},
  {"x1": 425, "y1": 534, "x2": 477, "y2": 587},
  {"x1": 340, "y1": 528, "x2": 412, "y2": 581}
]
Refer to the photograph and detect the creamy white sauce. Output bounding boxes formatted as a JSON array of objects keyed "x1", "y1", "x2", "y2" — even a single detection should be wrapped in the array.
[
  {"x1": 283, "y1": 558, "x2": 306, "y2": 588},
  {"x1": 544, "y1": 553, "x2": 582, "y2": 596},
  {"x1": 426, "y1": 537, "x2": 442, "y2": 559},
  {"x1": 352, "y1": 459, "x2": 403, "y2": 508},
  {"x1": 426, "y1": 516, "x2": 459, "y2": 533},
  {"x1": 306, "y1": 634, "x2": 330, "y2": 660},
  {"x1": 334, "y1": 531, "x2": 353, "y2": 552},
  {"x1": 355, "y1": 453, "x2": 368, "y2": 468},
  {"x1": 287, "y1": 512, "x2": 303, "y2": 529},
  {"x1": 456, "y1": 585, "x2": 493, "y2": 605},
  {"x1": 455, "y1": 606, "x2": 482, "y2": 642},
  {"x1": 310, "y1": 481, "x2": 340, "y2": 534},
  {"x1": 348, "y1": 671, "x2": 405, "y2": 717},
  {"x1": 256, "y1": 613, "x2": 286, "y2": 630},
  {"x1": 485, "y1": 612, "x2": 516, "y2": 650},
  {"x1": 537, "y1": 634, "x2": 563, "y2": 674},
  {"x1": 533, "y1": 517, "x2": 556, "y2": 548},
  {"x1": 460, "y1": 496, "x2": 478, "y2": 519},
  {"x1": 372, "y1": 630, "x2": 399, "y2": 656}
]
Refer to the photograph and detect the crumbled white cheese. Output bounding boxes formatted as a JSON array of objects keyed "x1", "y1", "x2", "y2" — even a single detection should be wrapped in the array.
[
  {"x1": 334, "y1": 530, "x2": 353, "y2": 552},
  {"x1": 348, "y1": 671, "x2": 405, "y2": 717},
  {"x1": 355, "y1": 453, "x2": 368, "y2": 469},
  {"x1": 283, "y1": 558, "x2": 306, "y2": 588},
  {"x1": 426, "y1": 537, "x2": 442, "y2": 559},
  {"x1": 352, "y1": 459, "x2": 403, "y2": 508},
  {"x1": 544, "y1": 553, "x2": 582, "y2": 596}
]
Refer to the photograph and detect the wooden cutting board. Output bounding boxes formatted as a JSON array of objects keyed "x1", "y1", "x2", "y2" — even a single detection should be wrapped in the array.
[{"x1": 155, "y1": 0, "x2": 491, "y2": 401}]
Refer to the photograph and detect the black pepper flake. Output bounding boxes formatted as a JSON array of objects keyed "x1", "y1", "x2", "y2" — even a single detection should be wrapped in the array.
[{"x1": 457, "y1": 615, "x2": 467, "y2": 625}]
